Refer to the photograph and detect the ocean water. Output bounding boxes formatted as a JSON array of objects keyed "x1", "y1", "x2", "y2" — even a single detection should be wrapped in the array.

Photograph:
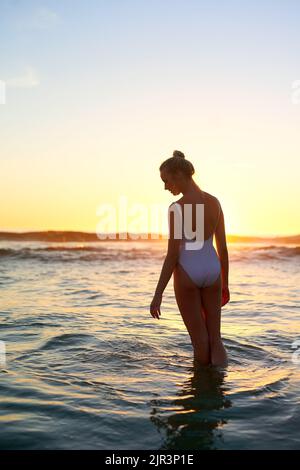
[{"x1": 0, "y1": 239, "x2": 299, "y2": 450}]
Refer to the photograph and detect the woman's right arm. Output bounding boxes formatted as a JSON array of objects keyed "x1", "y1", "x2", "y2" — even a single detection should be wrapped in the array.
[{"x1": 215, "y1": 203, "x2": 230, "y2": 305}]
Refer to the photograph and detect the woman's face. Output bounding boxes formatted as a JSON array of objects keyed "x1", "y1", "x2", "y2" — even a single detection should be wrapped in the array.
[{"x1": 160, "y1": 169, "x2": 182, "y2": 195}]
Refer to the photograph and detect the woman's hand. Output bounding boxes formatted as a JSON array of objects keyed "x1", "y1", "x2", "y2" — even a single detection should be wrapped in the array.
[
  {"x1": 221, "y1": 285, "x2": 230, "y2": 306},
  {"x1": 150, "y1": 292, "x2": 162, "y2": 320}
]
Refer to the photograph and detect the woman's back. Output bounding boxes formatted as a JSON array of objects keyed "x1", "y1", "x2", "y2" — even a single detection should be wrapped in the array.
[
  {"x1": 175, "y1": 189, "x2": 221, "y2": 242},
  {"x1": 172, "y1": 190, "x2": 222, "y2": 288}
]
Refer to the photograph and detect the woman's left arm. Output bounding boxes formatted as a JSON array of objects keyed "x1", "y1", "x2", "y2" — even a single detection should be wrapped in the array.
[{"x1": 150, "y1": 205, "x2": 181, "y2": 319}]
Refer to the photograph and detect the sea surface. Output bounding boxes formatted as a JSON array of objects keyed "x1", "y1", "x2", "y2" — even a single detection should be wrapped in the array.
[{"x1": 0, "y1": 239, "x2": 299, "y2": 450}]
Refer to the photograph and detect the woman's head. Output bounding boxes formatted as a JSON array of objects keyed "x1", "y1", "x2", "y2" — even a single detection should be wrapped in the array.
[{"x1": 159, "y1": 150, "x2": 195, "y2": 195}]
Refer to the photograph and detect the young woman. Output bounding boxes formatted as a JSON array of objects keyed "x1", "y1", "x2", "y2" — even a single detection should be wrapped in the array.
[{"x1": 150, "y1": 150, "x2": 230, "y2": 367}]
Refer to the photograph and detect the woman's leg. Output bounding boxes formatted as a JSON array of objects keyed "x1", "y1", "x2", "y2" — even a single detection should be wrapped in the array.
[
  {"x1": 173, "y1": 264, "x2": 210, "y2": 365},
  {"x1": 200, "y1": 274, "x2": 228, "y2": 367}
]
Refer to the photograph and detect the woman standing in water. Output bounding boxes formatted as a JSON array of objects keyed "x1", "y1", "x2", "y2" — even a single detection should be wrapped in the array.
[{"x1": 150, "y1": 150, "x2": 230, "y2": 367}]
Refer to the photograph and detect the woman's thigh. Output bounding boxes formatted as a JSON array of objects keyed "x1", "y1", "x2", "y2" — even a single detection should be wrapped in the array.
[
  {"x1": 173, "y1": 264, "x2": 208, "y2": 343},
  {"x1": 200, "y1": 273, "x2": 222, "y2": 341}
]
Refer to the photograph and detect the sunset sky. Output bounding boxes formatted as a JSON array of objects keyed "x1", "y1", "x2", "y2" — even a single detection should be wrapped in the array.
[{"x1": 1, "y1": 0, "x2": 299, "y2": 236}]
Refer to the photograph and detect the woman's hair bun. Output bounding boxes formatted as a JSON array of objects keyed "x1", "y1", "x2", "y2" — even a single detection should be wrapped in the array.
[
  {"x1": 173, "y1": 150, "x2": 185, "y2": 159},
  {"x1": 159, "y1": 149, "x2": 194, "y2": 178}
]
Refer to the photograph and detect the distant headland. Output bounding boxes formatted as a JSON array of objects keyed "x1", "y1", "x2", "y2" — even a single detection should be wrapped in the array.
[{"x1": 0, "y1": 231, "x2": 299, "y2": 244}]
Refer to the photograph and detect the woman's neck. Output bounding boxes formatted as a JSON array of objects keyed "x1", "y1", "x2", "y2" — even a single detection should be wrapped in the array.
[{"x1": 181, "y1": 178, "x2": 202, "y2": 196}]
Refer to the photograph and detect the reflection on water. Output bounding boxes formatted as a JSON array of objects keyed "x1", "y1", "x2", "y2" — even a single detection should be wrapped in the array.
[{"x1": 150, "y1": 364, "x2": 231, "y2": 450}]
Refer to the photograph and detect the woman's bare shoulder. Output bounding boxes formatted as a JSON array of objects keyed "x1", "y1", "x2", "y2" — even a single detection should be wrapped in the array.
[
  {"x1": 174, "y1": 196, "x2": 184, "y2": 206},
  {"x1": 202, "y1": 191, "x2": 220, "y2": 206},
  {"x1": 175, "y1": 192, "x2": 220, "y2": 208}
]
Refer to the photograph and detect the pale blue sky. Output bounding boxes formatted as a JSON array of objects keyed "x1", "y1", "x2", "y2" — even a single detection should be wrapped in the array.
[{"x1": 1, "y1": 0, "x2": 300, "y2": 235}]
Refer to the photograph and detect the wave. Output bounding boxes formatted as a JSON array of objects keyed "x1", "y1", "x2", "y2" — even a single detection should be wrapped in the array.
[
  {"x1": 39, "y1": 333, "x2": 94, "y2": 350},
  {"x1": 231, "y1": 245, "x2": 300, "y2": 261},
  {"x1": 0, "y1": 246, "x2": 163, "y2": 262},
  {"x1": 0, "y1": 244, "x2": 299, "y2": 262}
]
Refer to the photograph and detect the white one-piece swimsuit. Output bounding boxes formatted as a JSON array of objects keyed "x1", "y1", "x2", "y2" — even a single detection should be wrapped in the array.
[
  {"x1": 171, "y1": 202, "x2": 221, "y2": 288},
  {"x1": 178, "y1": 233, "x2": 221, "y2": 288}
]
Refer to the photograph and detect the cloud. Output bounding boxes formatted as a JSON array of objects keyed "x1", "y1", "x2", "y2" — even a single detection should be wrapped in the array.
[
  {"x1": 6, "y1": 66, "x2": 40, "y2": 88},
  {"x1": 16, "y1": 7, "x2": 61, "y2": 30}
]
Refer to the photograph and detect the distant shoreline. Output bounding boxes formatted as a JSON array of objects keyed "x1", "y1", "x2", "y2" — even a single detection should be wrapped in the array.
[{"x1": 0, "y1": 231, "x2": 299, "y2": 244}]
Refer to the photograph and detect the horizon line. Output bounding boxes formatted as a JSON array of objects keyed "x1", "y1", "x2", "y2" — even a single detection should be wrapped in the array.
[{"x1": 0, "y1": 229, "x2": 299, "y2": 240}]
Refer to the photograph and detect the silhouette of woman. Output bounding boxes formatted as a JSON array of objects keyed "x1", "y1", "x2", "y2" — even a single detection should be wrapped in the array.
[{"x1": 150, "y1": 150, "x2": 230, "y2": 367}]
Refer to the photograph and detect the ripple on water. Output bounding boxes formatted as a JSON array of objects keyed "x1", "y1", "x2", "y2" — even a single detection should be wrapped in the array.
[{"x1": 39, "y1": 333, "x2": 94, "y2": 350}]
